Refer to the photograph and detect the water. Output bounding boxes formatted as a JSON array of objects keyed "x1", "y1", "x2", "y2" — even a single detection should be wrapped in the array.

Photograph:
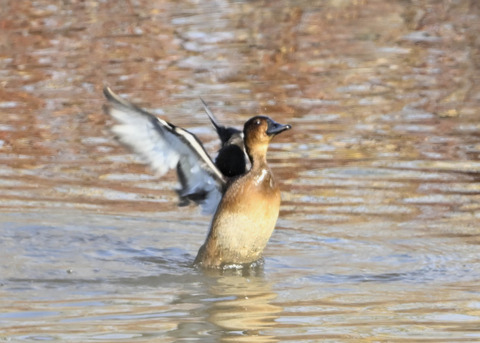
[{"x1": 1, "y1": 0, "x2": 480, "y2": 341}]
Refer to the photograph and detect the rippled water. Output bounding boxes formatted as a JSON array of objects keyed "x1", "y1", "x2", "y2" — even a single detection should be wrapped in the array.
[{"x1": 1, "y1": 0, "x2": 480, "y2": 341}]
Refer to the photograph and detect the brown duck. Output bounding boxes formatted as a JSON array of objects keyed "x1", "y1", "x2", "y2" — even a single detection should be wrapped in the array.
[{"x1": 103, "y1": 87, "x2": 291, "y2": 268}]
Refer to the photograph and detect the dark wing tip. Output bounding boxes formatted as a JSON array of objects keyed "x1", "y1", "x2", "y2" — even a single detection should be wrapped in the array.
[
  {"x1": 200, "y1": 98, "x2": 243, "y2": 146},
  {"x1": 103, "y1": 86, "x2": 132, "y2": 109},
  {"x1": 103, "y1": 86, "x2": 116, "y2": 102},
  {"x1": 200, "y1": 98, "x2": 221, "y2": 131}
]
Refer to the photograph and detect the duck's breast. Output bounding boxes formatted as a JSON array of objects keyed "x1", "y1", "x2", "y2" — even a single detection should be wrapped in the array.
[{"x1": 209, "y1": 168, "x2": 281, "y2": 263}]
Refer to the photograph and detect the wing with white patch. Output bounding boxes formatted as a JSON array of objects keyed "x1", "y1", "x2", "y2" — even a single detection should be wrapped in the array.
[{"x1": 103, "y1": 87, "x2": 226, "y2": 214}]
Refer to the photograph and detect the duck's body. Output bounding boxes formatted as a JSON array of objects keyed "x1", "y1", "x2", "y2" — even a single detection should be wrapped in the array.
[
  {"x1": 103, "y1": 87, "x2": 291, "y2": 268},
  {"x1": 195, "y1": 165, "x2": 280, "y2": 267}
]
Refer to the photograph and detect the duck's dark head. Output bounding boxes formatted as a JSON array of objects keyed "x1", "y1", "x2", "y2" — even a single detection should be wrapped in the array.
[{"x1": 243, "y1": 116, "x2": 291, "y2": 161}]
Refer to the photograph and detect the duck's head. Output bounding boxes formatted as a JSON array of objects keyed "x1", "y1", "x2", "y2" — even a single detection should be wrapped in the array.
[{"x1": 243, "y1": 116, "x2": 291, "y2": 160}]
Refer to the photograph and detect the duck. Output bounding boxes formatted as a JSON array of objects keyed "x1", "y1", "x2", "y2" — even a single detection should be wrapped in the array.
[{"x1": 102, "y1": 87, "x2": 291, "y2": 268}]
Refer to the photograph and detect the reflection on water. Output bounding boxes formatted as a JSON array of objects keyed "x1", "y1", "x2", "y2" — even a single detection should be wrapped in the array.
[{"x1": 1, "y1": 0, "x2": 480, "y2": 341}]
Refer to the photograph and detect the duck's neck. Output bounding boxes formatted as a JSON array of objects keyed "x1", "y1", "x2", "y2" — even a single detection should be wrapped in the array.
[
  {"x1": 251, "y1": 161, "x2": 270, "y2": 186},
  {"x1": 247, "y1": 148, "x2": 278, "y2": 191},
  {"x1": 246, "y1": 141, "x2": 269, "y2": 166},
  {"x1": 247, "y1": 146, "x2": 268, "y2": 172}
]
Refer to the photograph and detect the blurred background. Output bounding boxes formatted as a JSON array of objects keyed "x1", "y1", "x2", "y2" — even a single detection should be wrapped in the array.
[{"x1": 1, "y1": 0, "x2": 480, "y2": 342}]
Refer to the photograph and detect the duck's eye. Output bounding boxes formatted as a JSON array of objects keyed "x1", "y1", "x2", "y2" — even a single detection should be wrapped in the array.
[{"x1": 255, "y1": 119, "x2": 261, "y2": 125}]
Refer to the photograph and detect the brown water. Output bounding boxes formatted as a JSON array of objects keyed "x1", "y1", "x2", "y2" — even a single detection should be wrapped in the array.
[{"x1": 1, "y1": 0, "x2": 480, "y2": 341}]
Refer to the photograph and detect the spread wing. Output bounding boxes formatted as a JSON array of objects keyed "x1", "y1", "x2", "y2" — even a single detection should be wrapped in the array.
[
  {"x1": 200, "y1": 99, "x2": 248, "y2": 177},
  {"x1": 103, "y1": 87, "x2": 227, "y2": 214}
]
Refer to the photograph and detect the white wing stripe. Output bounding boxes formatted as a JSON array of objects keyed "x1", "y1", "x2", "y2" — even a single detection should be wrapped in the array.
[{"x1": 172, "y1": 125, "x2": 226, "y2": 183}]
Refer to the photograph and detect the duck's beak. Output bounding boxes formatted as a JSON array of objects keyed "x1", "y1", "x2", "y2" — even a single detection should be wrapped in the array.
[{"x1": 266, "y1": 119, "x2": 292, "y2": 136}]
